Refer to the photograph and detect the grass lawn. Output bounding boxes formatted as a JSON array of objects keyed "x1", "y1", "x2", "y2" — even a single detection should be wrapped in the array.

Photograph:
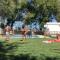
[{"x1": 0, "y1": 38, "x2": 60, "y2": 60}]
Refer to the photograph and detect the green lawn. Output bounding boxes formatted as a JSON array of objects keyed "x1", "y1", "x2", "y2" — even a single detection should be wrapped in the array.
[{"x1": 0, "y1": 38, "x2": 60, "y2": 60}]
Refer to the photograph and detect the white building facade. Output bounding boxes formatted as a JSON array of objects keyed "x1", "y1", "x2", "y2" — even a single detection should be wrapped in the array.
[{"x1": 44, "y1": 22, "x2": 60, "y2": 35}]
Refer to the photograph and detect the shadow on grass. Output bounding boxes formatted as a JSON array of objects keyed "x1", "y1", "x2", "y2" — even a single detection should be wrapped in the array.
[
  {"x1": 0, "y1": 54, "x2": 7, "y2": 60},
  {"x1": 0, "y1": 42, "x2": 7, "y2": 52},
  {"x1": 0, "y1": 54, "x2": 60, "y2": 60},
  {"x1": 46, "y1": 57, "x2": 60, "y2": 60},
  {"x1": 0, "y1": 41, "x2": 18, "y2": 53},
  {"x1": 12, "y1": 54, "x2": 37, "y2": 60},
  {"x1": 0, "y1": 54, "x2": 36, "y2": 60}
]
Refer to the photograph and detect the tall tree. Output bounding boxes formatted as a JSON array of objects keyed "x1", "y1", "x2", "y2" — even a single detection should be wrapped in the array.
[
  {"x1": 0, "y1": 0, "x2": 27, "y2": 19},
  {"x1": 0, "y1": 0, "x2": 58, "y2": 22}
]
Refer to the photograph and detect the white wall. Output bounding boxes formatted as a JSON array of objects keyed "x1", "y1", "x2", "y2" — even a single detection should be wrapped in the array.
[{"x1": 44, "y1": 22, "x2": 60, "y2": 34}]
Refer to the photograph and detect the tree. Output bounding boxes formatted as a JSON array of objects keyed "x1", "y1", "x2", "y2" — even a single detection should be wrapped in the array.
[
  {"x1": 0, "y1": 0, "x2": 58, "y2": 23},
  {"x1": 0, "y1": 0, "x2": 16, "y2": 18},
  {"x1": 0, "y1": 0, "x2": 28, "y2": 19}
]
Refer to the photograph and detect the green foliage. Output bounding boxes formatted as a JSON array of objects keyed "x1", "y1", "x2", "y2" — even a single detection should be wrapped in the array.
[
  {"x1": 0, "y1": 0, "x2": 27, "y2": 19},
  {"x1": 0, "y1": 0, "x2": 15, "y2": 18},
  {"x1": 0, "y1": 0, "x2": 59, "y2": 23}
]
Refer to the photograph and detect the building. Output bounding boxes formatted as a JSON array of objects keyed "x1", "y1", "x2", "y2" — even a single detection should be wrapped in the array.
[{"x1": 44, "y1": 22, "x2": 60, "y2": 35}]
